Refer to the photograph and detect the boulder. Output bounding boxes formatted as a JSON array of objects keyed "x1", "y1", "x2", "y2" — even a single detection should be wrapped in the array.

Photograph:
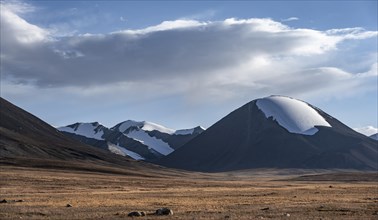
[
  {"x1": 127, "y1": 211, "x2": 146, "y2": 217},
  {"x1": 155, "y1": 208, "x2": 173, "y2": 215}
]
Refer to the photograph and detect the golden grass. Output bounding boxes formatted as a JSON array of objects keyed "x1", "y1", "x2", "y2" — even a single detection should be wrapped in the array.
[{"x1": 1, "y1": 166, "x2": 377, "y2": 219}]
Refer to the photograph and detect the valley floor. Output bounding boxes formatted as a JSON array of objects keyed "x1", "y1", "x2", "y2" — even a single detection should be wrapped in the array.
[{"x1": 0, "y1": 166, "x2": 377, "y2": 220}]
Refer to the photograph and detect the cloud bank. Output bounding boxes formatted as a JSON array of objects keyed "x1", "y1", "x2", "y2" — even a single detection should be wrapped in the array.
[{"x1": 1, "y1": 1, "x2": 377, "y2": 105}]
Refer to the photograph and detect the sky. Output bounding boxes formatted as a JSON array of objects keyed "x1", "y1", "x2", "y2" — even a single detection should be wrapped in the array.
[{"x1": 1, "y1": 0, "x2": 377, "y2": 136}]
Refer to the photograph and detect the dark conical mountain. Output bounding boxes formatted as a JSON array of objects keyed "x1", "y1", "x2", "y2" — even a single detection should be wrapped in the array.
[{"x1": 158, "y1": 96, "x2": 378, "y2": 172}]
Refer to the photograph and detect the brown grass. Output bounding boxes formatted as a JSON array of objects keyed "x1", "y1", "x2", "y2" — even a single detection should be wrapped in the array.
[{"x1": 1, "y1": 166, "x2": 377, "y2": 219}]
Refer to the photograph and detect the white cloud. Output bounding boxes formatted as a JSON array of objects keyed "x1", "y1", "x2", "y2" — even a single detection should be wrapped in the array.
[
  {"x1": 0, "y1": 2, "x2": 49, "y2": 44},
  {"x1": 1, "y1": 5, "x2": 377, "y2": 107},
  {"x1": 117, "y1": 19, "x2": 206, "y2": 34},
  {"x1": 326, "y1": 27, "x2": 378, "y2": 40},
  {"x1": 354, "y1": 126, "x2": 378, "y2": 136},
  {"x1": 281, "y1": 17, "x2": 299, "y2": 22}
]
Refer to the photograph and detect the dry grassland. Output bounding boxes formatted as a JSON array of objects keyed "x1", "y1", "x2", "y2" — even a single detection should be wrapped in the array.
[{"x1": 1, "y1": 166, "x2": 377, "y2": 219}]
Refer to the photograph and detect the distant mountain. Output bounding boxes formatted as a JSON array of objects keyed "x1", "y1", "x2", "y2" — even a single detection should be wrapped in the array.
[
  {"x1": 370, "y1": 133, "x2": 378, "y2": 141},
  {"x1": 158, "y1": 96, "x2": 378, "y2": 172},
  {"x1": 58, "y1": 120, "x2": 204, "y2": 161}
]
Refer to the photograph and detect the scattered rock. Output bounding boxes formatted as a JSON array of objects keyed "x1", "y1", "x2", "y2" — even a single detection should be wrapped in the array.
[
  {"x1": 0, "y1": 199, "x2": 24, "y2": 204},
  {"x1": 284, "y1": 213, "x2": 290, "y2": 217},
  {"x1": 127, "y1": 211, "x2": 145, "y2": 217},
  {"x1": 261, "y1": 207, "x2": 269, "y2": 211},
  {"x1": 66, "y1": 204, "x2": 72, "y2": 207},
  {"x1": 329, "y1": 185, "x2": 333, "y2": 188},
  {"x1": 316, "y1": 206, "x2": 325, "y2": 211},
  {"x1": 263, "y1": 192, "x2": 277, "y2": 196},
  {"x1": 155, "y1": 207, "x2": 173, "y2": 215},
  {"x1": 365, "y1": 197, "x2": 378, "y2": 200}
]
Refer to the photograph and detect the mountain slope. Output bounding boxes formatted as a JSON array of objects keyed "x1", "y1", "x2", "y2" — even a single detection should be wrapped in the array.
[
  {"x1": 0, "y1": 97, "x2": 156, "y2": 172},
  {"x1": 158, "y1": 96, "x2": 378, "y2": 172}
]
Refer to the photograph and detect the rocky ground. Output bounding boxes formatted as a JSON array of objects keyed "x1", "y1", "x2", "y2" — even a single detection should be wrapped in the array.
[{"x1": 1, "y1": 166, "x2": 377, "y2": 219}]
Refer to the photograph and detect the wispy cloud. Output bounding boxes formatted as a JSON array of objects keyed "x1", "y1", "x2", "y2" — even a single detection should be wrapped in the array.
[
  {"x1": 1, "y1": 0, "x2": 35, "y2": 14},
  {"x1": 0, "y1": 1, "x2": 48, "y2": 43},
  {"x1": 119, "y1": 16, "x2": 127, "y2": 22},
  {"x1": 281, "y1": 17, "x2": 299, "y2": 22}
]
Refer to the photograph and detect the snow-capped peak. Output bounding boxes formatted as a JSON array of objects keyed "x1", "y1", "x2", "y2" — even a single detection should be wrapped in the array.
[
  {"x1": 113, "y1": 120, "x2": 205, "y2": 155},
  {"x1": 113, "y1": 120, "x2": 174, "y2": 155},
  {"x1": 140, "y1": 121, "x2": 176, "y2": 134},
  {"x1": 58, "y1": 122, "x2": 105, "y2": 140},
  {"x1": 256, "y1": 95, "x2": 331, "y2": 135},
  {"x1": 116, "y1": 120, "x2": 176, "y2": 134},
  {"x1": 117, "y1": 120, "x2": 144, "y2": 133}
]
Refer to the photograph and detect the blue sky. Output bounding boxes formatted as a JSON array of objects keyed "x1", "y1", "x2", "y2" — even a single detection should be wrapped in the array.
[{"x1": 1, "y1": 0, "x2": 377, "y2": 135}]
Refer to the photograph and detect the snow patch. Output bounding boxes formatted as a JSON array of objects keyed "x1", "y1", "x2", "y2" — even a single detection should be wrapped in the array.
[
  {"x1": 354, "y1": 126, "x2": 378, "y2": 137},
  {"x1": 174, "y1": 126, "x2": 205, "y2": 135},
  {"x1": 58, "y1": 123, "x2": 104, "y2": 140},
  {"x1": 256, "y1": 96, "x2": 331, "y2": 135},
  {"x1": 118, "y1": 120, "x2": 143, "y2": 132},
  {"x1": 126, "y1": 129, "x2": 174, "y2": 155},
  {"x1": 118, "y1": 120, "x2": 175, "y2": 134},
  {"x1": 174, "y1": 128, "x2": 196, "y2": 135},
  {"x1": 107, "y1": 143, "x2": 144, "y2": 160},
  {"x1": 140, "y1": 121, "x2": 175, "y2": 134}
]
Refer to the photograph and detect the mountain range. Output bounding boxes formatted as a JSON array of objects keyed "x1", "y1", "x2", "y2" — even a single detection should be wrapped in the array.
[
  {"x1": 1, "y1": 95, "x2": 377, "y2": 172},
  {"x1": 58, "y1": 121, "x2": 204, "y2": 161}
]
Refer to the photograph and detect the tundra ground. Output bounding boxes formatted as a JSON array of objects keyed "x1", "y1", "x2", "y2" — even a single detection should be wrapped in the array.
[{"x1": 1, "y1": 166, "x2": 377, "y2": 220}]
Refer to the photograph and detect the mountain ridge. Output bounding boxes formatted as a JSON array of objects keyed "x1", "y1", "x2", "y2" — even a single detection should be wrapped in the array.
[{"x1": 58, "y1": 120, "x2": 204, "y2": 161}]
